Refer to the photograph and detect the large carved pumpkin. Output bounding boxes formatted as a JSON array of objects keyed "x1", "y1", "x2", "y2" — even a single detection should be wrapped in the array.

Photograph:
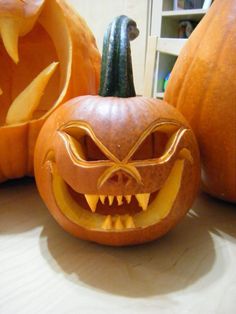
[
  {"x1": 164, "y1": 0, "x2": 236, "y2": 203},
  {"x1": 0, "y1": 0, "x2": 100, "y2": 182},
  {"x1": 35, "y1": 16, "x2": 200, "y2": 246}
]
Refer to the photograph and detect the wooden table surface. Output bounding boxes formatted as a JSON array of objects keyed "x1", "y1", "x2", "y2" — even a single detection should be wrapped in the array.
[{"x1": 0, "y1": 178, "x2": 235, "y2": 314}]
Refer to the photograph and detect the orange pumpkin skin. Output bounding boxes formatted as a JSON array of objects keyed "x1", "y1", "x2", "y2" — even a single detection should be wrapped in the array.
[
  {"x1": 164, "y1": 0, "x2": 236, "y2": 203},
  {"x1": 0, "y1": 0, "x2": 100, "y2": 182},
  {"x1": 34, "y1": 96, "x2": 200, "y2": 246}
]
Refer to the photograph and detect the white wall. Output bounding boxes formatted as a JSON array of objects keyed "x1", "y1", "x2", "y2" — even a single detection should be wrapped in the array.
[{"x1": 67, "y1": 0, "x2": 150, "y2": 95}]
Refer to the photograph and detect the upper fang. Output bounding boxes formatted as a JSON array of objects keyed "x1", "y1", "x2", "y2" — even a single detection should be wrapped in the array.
[
  {"x1": 108, "y1": 195, "x2": 114, "y2": 206},
  {"x1": 100, "y1": 195, "x2": 106, "y2": 204},
  {"x1": 117, "y1": 195, "x2": 123, "y2": 206},
  {"x1": 135, "y1": 193, "x2": 150, "y2": 211},
  {"x1": 84, "y1": 195, "x2": 99, "y2": 212},
  {"x1": 0, "y1": 17, "x2": 19, "y2": 63}
]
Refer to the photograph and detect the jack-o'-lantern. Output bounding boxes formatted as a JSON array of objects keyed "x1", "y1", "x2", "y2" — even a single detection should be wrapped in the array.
[
  {"x1": 34, "y1": 16, "x2": 200, "y2": 246},
  {"x1": 0, "y1": 0, "x2": 100, "y2": 182}
]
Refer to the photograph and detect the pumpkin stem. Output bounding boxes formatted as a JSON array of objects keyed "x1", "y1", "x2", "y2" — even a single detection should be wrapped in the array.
[{"x1": 99, "y1": 15, "x2": 139, "y2": 98}]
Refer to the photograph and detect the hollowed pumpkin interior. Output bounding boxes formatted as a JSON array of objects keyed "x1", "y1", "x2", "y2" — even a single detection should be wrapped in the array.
[
  {"x1": 50, "y1": 158, "x2": 185, "y2": 231},
  {"x1": 0, "y1": 0, "x2": 71, "y2": 125}
]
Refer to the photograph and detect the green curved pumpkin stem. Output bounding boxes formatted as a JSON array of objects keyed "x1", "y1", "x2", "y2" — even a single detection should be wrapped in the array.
[{"x1": 99, "y1": 15, "x2": 139, "y2": 98}]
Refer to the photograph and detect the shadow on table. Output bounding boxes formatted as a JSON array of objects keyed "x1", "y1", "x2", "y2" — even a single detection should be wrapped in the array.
[{"x1": 39, "y1": 192, "x2": 236, "y2": 297}]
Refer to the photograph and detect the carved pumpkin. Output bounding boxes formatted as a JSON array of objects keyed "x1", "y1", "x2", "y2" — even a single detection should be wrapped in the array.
[
  {"x1": 35, "y1": 16, "x2": 200, "y2": 246},
  {"x1": 164, "y1": 0, "x2": 236, "y2": 203},
  {"x1": 0, "y1": 0, "x2": 100, "y2": 182}
]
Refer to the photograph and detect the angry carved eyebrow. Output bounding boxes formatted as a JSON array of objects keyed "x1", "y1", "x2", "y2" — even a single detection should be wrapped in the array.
[
  {"x1": 58, "y1": 119, "x2": 187, "y2": 165},
  {"x1": 123, "y1": 120, "x2": 184, "y2": 163},
  {"x1": 58, "y1": 121, "x2": 121, "y2": 164}
]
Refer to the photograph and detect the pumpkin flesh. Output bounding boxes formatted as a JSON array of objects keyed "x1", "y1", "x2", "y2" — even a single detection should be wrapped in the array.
[
  {"x1": 164, "y1": 0, "x2": 236, "y2": 202},
  {"x1": 0, "y1": 0, "x2": 100, "y2": 182}
]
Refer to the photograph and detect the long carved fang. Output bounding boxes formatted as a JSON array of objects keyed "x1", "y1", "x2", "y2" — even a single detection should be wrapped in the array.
[
  {"x1": 5, "y1": 62, "x2": 59, "y2": 125},
  {"x1": 100, "y1": 195, "x2": 106, "y2": 204},
  {"x1": 102, "y1": 215, "x2": 112, "y2": 230},
  {"x1": 108, "y1": 195, "x2": 114, "y2": 206},
  {"x1": 84, "y1": 195, "x2": 99, "y2": 213},
  {"x1": 0, "y1": 18, "x2": 19, "y2": 63},
  {"x1": 125, "y1": 216, "x2": 135, "y2": 229},
  {"x1": 117, "y1": 195, "x2": 123, "y2": 206},
  {"x1": 125, "y1": 195, "x2": 131, "y2": 204},
  {"x1": 135, "y1": 193, "x2": 150, "y2": 211},
  {"x1": 0, "y1": 87, "x2": 2, "y2": 95},
  {"x1": 114, "y1": 216, "x2": 123, "y2": 230}
]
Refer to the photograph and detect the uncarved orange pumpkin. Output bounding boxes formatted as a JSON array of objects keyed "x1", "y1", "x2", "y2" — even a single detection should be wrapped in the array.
[
  {"x1": 0, "y1": 0, "x2": 100, "y2": 182},
  {"x1": 34, "y1": 16, "x2": 200, "y2": 246},
  {"x1": 164, "y1": 0, "x2": 236, "y2": 203}
]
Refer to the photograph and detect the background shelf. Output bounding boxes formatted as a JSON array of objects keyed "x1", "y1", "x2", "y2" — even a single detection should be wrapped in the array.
[
  {"x1": 146, "y1": 0, "x2": 212, "y2": 98},
  {"x1": 162, "y1": 8, "x2": 207, "y2": 18}
]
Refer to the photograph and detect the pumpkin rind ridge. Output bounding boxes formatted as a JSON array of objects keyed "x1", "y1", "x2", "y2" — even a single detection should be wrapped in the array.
[{"x1": 164, "y1": 0, "x2": 236, "y2": 203}]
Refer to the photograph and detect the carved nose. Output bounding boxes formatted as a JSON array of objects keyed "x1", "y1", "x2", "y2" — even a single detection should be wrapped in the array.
[
  {"x1": 108, "y1": 171, "x2": 131, "y2": 185},
  {"x1": 97, "y1": 165, "x2": 142, "y2": 189}
]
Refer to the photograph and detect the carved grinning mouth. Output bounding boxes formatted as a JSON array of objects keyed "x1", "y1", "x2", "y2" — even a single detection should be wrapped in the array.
[
  {"x1": 49, "y1": 156, "x2": 189, "y2": 232},
  {"x1": 67, "y1": 187, "x2": 158, "y2": 227},
  {"x1": 67, "y1": 189, "x2": 163, "y2": 230}
]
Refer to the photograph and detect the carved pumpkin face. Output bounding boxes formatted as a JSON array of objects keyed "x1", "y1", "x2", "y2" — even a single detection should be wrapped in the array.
[
  {"x1": 0, "y1": 0, "x2": 100, "y2": 182},
  {"x1": 34, "y1": 96, "x2": 200, "y2": 246}
]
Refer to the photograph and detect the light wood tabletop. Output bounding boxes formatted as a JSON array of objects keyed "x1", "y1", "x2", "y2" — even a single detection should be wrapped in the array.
[{"x1": 0, "y1": 178, "x2": 235, "y2": 314}]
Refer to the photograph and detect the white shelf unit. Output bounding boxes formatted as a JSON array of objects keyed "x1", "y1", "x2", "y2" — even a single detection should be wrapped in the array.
[
  {"x1": 154, "y1": 39, "x2": 185, "y2": 98},
  {"x1": 145, "y1": 0, "x2": 211, "y2": 98}
]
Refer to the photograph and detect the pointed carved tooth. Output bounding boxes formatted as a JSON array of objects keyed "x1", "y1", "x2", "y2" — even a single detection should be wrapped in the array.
[
  {"x1": 114, "y1": 216, "x2": 123, "y2": 230},
  {"x1": 0, "y1": 18, "x2": 20, "y2": 63},
  {"x1": 125, "y1": 195, "x2": 132, "y2": 204},
  {"x1": 178, "y1": 148, "x2": 194, "y2": 164},
  {"x1": 102, "y1": 215, "x2": 112, "y2": 230},
  {"x1": 5, "y1": 62, "x2": 59, "y2": 125},
  {"x1": 125, "y1": 216, "x2": 135, "y2": 229},
  {"x1": 0, "y1": 87, "x2": 2, "y2": 95},
  {"x1": 108, "y1": 195, "x2": 114, "y2": 206},
  {"x1": 84, "y1": 195, "x2": 99, "y2": 213},
  {"x1": 99, "y1": 195, "x2": 106, "y2": 204},
  {"x1": 116, "y1": 195, "x2": 123, "y2": 206},
  {"x1": 135, "y1": 193, "x2": 150, "y2": 211}
]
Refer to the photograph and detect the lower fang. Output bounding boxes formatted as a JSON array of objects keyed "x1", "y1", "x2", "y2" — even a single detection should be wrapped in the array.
[
  {"x1": 125, "y1": 216, "x2": 135, "y2": 228},
  {"x1": 102, "y1": 215, "x2": 112, "y2": 230},
  {"x1": 114, "y1": 216, "x2": 123, "y2": 230}
]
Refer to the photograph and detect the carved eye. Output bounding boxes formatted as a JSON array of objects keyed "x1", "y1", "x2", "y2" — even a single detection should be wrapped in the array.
[
  {"x1": 131, "y1": 124, "x2": 180, "y2": 161},
  {"x1": 59, "y1": 125, "x2": 109, "y2": 162}
]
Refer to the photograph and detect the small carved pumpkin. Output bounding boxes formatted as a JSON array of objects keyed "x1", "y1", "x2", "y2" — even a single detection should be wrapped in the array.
[
  {"x1": 0, "y1": 0, "x2": 100, "y2": 182},
  {"x1": 164, "y1": 0, "x2": 236, "y2": 203},
  {"x1": 35, "y1": 16, "x2": 200, "y2": 246}
]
